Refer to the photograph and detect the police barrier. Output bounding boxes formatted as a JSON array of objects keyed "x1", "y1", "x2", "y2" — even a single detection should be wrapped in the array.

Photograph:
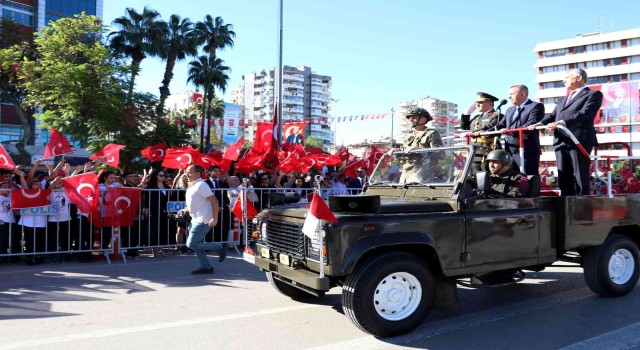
[{"x1": 0, "y1": 187, "x2": 352, "y2": 265}]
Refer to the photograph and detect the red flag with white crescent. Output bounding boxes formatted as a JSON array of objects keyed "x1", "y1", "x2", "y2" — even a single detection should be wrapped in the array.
[
  {"x1": 253, "y1": 122, "x2": 275, "y2": 154},
  {"x1": 103, "y1": 187, "x2": 141, "y2": 227},
  {"x1": 223, "y1": 138, "x2": 245, "y2": 161},
  {"x1": 89, "y1": 143, "x2": 125, "y2": 168},
  {"x1": 0, "y1": 144, "x2": 16, "y2": 170},
  {"x1": 61, "y1": 172, "x2": 100, "y2": 214},
  {"x1": 140, "y1": 142, "x2": 167, "y2": 162},
  {"x1": 43, "y1": 129, "x2": 74, "y2": 159},
  {"x1": 11, "y1": 189, "x2": 52, "y2": 209},
  {"x1": 162, "y1": 148, "x2": 195, "y2": 170},
  {"x1": 231, "y1": 192, "x2": 258, "y2": 219}
]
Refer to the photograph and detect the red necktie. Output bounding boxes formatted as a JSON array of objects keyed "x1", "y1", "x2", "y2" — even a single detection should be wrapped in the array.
[{"x1": 564, "y1": 91, "x2": 576, "y2": 107}]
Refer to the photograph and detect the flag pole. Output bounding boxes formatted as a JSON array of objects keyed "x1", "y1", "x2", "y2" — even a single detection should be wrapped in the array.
[
  {"x1": 241, "y1": 178, "x2": 249, "y2": 246},
  {"x1": 276, "y1": 0, "x2": 284, "y2": 145},
  {"x1": 313, "y1": 175, "x2": 325, "y2": 278}
]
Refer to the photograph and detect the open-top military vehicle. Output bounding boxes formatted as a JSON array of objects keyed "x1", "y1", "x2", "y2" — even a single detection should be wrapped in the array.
[{"x1": 243, "y1": 144, "x2": 640, "y2": 337}]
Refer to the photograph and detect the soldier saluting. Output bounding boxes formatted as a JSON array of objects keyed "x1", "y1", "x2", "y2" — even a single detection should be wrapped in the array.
[
  {"x1": 461, "y1": 92, "x2": 503, "y2": 171},
  {"x1": 402, "y1": 107, "x2": 443, "y2": 151}
]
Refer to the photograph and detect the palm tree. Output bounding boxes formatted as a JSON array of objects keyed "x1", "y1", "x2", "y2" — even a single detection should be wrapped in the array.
[
  {"x1": 109, "y1": 6, "x2": 166, "y2": 104},
  {"x1": 187, "y1": 55, "x2": 230, "y2": 151},
  {"x1": 194, "y1": 15, "x2": 235, "y2": 58},
  {"x1": 156, "y1": 14, "x2": 198, "y2": 118}
]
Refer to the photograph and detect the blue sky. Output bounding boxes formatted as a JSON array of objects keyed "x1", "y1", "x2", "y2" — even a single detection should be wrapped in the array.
[{"x1": 103, "y1": 0, "x2": 640, "y2": 144}]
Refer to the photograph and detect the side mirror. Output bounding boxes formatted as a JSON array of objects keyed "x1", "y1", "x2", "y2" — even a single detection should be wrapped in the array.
[{"x1": 476, "y1": 171, "x2": 491, "y2": 192}]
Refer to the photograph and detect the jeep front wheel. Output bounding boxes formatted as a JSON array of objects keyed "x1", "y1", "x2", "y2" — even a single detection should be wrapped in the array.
[
  {"x1": 266, "y1": 272, "x2": 315, "y2": 300},
  {"x1": 583, "y1": 234, "x2": 640, "y2": 297},
  {"x1": 341, "y1": 252, "x2": 435, "y2": 337}
]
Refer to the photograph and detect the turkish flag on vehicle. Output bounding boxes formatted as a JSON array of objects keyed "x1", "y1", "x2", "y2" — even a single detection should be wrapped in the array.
[
  {"x1": 61, "y1": 172, "x2": 100, "y2": 214},
  {"x1": 231, "y1": 192, "x2": 258, "y2": 219},
  {"x1": 43, "y1": 129, "x2": 74, "y2": 159},
  {"x1": 364, "y1": 146, "x2": 385, "y2": 174},
  {"x1": 302, "y1": 194, "x2": 337, "y2": 239},
  {"x1": 0, "y1": 144, "x2": 16, "y2": 170},
  {"x1": 223, "y1": 138, "x2": 245, "y2": 161},
  {"x1": 140, "y1": 142, "x2": 167, "y2": 162},
  {"x1": 253, "y1": 122, "x2": 275, "y2": 154},
  {"x1": 11, "y1": 188, "x2": 52, "y2": 209},
  {"x1": 103, "y1": 187, "x2": 141, "y2": 227},
  {"x1": 90, "y1": 144, "x2": 126, "y2": 168}
]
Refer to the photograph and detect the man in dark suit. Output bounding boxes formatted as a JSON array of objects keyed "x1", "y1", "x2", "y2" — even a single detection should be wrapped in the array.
[
  {"x1": 497, "y1": 84, "x2": 544, "y2": 175},
  {"x1": 347, "y1": 167, "x2": 367, "y2": 194},
  {"x1": 205, "y1": 165, "x2": 230, "y2": 243},
  {"x1": 530, "y1": 68, "x2": 603, "y2": 196}
]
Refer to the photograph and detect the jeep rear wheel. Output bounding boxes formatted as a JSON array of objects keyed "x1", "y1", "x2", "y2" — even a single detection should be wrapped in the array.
[
  {"x1": 584, "y1": 234, "x2": 640, "y2": 297},
  {"x1": 342, "y1": 252, "x2": 435, "y2": 337},
  {"x1": 266, "y1": 272, "x2": 314, "y2": 300}
]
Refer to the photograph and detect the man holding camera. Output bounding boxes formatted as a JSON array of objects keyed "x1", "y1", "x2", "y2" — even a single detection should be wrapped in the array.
[{"x1": 181, "y1": 165, "x2": 227, "y2": 274}]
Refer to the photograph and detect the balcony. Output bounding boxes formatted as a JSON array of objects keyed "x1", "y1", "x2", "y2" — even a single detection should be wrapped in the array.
[{"x1": 283, "y1": 73, "x2": 304, "y2": 82}]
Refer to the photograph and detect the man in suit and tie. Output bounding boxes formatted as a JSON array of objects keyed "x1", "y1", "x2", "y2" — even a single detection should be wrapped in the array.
[
  {"x1": 347, "y1": 167, "x2": 367, "y2": 194},
  {"x1": 529, "y1": 68, "x2": 603, "y2": 196},
  {"x1": 286, "y1": 126, "x2": 304, "y2": 145},
  {"x1": 205, "y1": 165, "x2": 230, "y2": 243},
  {"x1": 497, "y1": 84, "x2": 544, "y2": 175}
]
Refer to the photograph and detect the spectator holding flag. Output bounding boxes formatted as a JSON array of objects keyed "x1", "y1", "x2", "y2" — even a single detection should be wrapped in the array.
[
  {"x1": 15, "y1": 168, "x2": 48, "y2": 265},
  {"x1": 0, "y1": 180, "x2": 15, "y2": 264}
]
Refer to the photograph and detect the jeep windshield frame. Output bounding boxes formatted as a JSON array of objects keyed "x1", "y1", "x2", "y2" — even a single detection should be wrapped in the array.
[{"x1": 369, "y1": 146, "x2": 473, "y2": 187}]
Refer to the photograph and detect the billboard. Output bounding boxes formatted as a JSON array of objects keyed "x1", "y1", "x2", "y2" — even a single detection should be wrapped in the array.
[{"x1": 223, "y1": 103, "x2": 240, "y2": 144}]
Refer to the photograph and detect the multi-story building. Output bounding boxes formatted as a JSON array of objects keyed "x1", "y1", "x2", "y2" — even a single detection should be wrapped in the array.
[
  {"x1": 533, "y1": 28, "x2": 640, "y2": 166},
  {"x1": 395, "y1": 97, "x2": 458, "y2": 146},
  {"x1": 1, "y1": 0, "x2": 103, "y2": 154},
  {"x1": 241, "y1": 65, "x2": 333, "y2": 148}
]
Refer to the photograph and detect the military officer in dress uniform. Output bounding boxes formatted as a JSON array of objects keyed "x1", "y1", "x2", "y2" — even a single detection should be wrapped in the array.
[
  {"x1": 402, "y1": 107, "x2": 443, "y2": 151},
  {"x1": 485, "y1": 150, "x2": 529, "y2": 198},
  {"x1": 461, "y1": 92, "x2": 503, "y2": 172}
]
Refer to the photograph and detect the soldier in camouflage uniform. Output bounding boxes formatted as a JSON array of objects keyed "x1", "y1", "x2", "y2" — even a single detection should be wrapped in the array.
[
  {"x1": 402, "y1": 107, "x2": 443, "y2": 151},
  {"x1": 485, "y1": 150, "x2": 529, "y2": 198},
  {"x1": 461, "y1": 92, "x2": 503, "y2": 172}
]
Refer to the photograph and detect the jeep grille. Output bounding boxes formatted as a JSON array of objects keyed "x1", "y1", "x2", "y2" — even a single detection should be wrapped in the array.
[{"x1": 263, "y1": 218, "x2": 325, "y2": 263}]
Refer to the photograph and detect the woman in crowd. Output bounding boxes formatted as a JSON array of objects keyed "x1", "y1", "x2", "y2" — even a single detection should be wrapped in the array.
[
  {"x1": 143, "y1": 169, "x2": 170, "y2": 258},
  {"x1": 0, "y1": 180, "x2": 16, "y2": 264},
  {"x1": 46, "y1": 177, "x2": 72, "y2": 262}
]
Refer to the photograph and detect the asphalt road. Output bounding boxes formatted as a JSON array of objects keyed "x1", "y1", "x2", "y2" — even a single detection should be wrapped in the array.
[{"x1": 1, "y1": 251, "x2": 639, "y2": 350}]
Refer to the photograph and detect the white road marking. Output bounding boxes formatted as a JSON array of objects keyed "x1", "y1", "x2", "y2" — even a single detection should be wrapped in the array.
[
  {"x1": 558, "y1": 321, "x2": 640, "y2": 350},
  {"x1": 0, "y1": 304, "x2": 320, "y2": 350},
  {"x1": 306, "y1": 287, "x2": 595, "y2": 350}
]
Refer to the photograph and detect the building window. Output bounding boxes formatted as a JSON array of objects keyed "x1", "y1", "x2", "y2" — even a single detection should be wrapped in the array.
[
  {"x1": 574, "y1": 46, "x2": 585, "y2": 54},
  {"x1": 542, "y1": 81, "x2": 565, "y2": 89},
  {"x1": 630, "y1": 38, "x2": 640, "y2": 46},
  {"x1": 587, "y1": 76, "x2": 608, "y2": 84},
  {"x1": 587, "y1": 43, "x2": 607, "y2": 52},
  {"x1": 587, "y1": 60, "x2": 604, "y2": 68},
  {"x1": 2, "y1": 9, "x2": 34, "y2": 26},
  {"x1": 542, "y1": 48, "x2": 568, "y2": 58},
  {"x1": 611, "y1": 40, "x2": 622, "y2": 49},
  {"x1": 542, "y1": 64, "x2": 568, "y2": 73},
  {"x1": 612, "y1": 57, "x2": 623, "y2": 66}
]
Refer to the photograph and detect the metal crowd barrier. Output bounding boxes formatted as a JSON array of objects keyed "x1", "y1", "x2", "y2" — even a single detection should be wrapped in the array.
[{"x1": 1, "y1": 186, "x2": 358, "y2": 265}]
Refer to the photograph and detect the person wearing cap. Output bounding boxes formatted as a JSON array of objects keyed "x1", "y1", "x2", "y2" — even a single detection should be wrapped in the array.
[
  {"x1": 402, "y1": 107, "x2": 443, "y2": 151},
  {"x1": 497, "y1": 84, "x2": 544, "y2": 176},
  {"x1": 461, "y1": 92, "x2": 503, "y2": 172},
  {"x1": 485, "y1": 150, "x2": 529, "y2": 198}
]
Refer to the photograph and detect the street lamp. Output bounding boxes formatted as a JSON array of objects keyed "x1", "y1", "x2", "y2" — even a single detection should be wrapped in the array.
[{"x1": 330, "y1": 98, "x2": 339, "y2": 150}]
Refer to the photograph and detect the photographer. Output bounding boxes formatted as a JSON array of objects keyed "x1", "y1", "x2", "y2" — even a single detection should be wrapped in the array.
[{"x1": 181, "y1": 165, "x2": 227, "y2": 275}]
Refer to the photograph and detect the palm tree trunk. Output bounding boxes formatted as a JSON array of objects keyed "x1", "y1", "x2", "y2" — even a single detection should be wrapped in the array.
[
  {"x1": 127, "y1": 59, "x2": 142, "y2": 105},
  {"x1": 156, "y1": 55, "x2": 176, "y2": 121}
]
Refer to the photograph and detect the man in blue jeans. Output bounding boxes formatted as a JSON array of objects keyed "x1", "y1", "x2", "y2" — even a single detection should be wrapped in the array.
[{"x1": 182, "y1": 164, "x2": 227, "y2": 274}]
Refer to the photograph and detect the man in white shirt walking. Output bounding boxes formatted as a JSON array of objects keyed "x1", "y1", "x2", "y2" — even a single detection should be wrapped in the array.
[{"x1": 181, "y1": 165, "x2": 227, "y2": 274}]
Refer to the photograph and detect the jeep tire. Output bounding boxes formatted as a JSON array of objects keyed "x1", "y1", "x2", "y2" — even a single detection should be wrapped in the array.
[
  {"x1": 266, "y1": 272, "x2": 314, "y2": 300},
  {"x1": 342, "y1": 252, "x2": 435, "y2": 337},
  {"x1": 584, "y1": 234, "x2": 640, "y2": 297}
]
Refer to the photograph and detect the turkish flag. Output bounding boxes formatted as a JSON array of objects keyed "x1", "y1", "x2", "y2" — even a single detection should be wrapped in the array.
[
  {"x1": 192, "y1": 93, "x2": 203, "y2": 102},
  {"x1": 162, "y1": 148, "x2": 194, "y2": 169},
  {"x1": 193, "y1": 152, "x2": 220, "y2": 169},
  {"x1": 90, "y1": 143, "x2": 125, "y2": 168},
  {"x1": 223, "y1": 138, "x2": 245, "y2": 161},
  {"x1": 253, "y1": 122, "x2": 275, "y2": 154},
  {"x1": 61, "y1": 172, "x2": 100, "y2": 214},
  {"x1": 334, "y1": 145, "x2": 350, "y2": 162},
  {"x1": 231, "y1": 192, "x2": 258, "y2": 219},
  {"x1": 364, "y1": 146, "x2": 385, "y2": 174},
  {"x1": 140, "y1": 142, "x2": 167, "y2": 162},
  {"x1": 103, "y1": 187, "x2": 141, "y2": 227},
  {"x1": 344, "y1": 158, "x2": 366, "y2": 179},
  {"x1": 0, "y1": 144, "x2": 16, "y2": 170},
  {"x1": 302, "y1": 194, "x2": 337, "y2": 239},
  {"x1": 11, "y1": 188, "x2": 52, "y2": 209},
  {"x1": 43, "y1": 129, "x2": 73, "y2": 159},
  {"x1": 308, "y1": 154, "x2": 343, "y2": 169}
]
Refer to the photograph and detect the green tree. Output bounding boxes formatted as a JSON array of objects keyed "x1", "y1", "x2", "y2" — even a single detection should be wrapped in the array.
[
  {"x1": 109, "y1": 6, "x2": 166, "y2": 105},
  {"x1": 305, "y1": 136, "x2": 324, "y2": 149},
  {"x1": 187, "y1": 54, "x2": 230, "y2": 150},
  {"x1": 194, "y1": 15, "x2": 235, "y2": 58},
  {"x1": 156, "y1": 14, "x2": 198, "y2": 118}
]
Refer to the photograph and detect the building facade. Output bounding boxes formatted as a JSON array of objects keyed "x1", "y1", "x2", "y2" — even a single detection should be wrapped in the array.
[
  {"x1": 1, "y1": 0, "x2": 103, "y2": 150},
  {"x1": 395, "y1": 97, "x2": 458, "y2": 146},
  {"x1": 240, "y1": 65, "x2": 333, "y2": 148},
  {"x1": 533, "y1": 28, "x2": 640, "y2": 165}
]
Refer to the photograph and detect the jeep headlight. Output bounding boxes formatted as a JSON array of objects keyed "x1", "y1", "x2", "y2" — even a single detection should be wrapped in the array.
[{"x1": 261, "y1": 222, "x2": 268, "y2": 240}]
